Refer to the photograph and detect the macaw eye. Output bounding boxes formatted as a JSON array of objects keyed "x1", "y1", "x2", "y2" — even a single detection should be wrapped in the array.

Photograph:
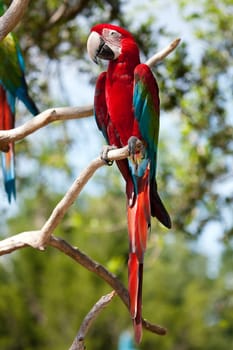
[
  {"x1": 110, "y1": 30, "x2": 118, "y2": 37},
  {"x1": 102, "y1": 28, "x2": 121, "y2": 45},
  {"x1": 108, "y1": 30, "x2": 121, "y2": 40}
]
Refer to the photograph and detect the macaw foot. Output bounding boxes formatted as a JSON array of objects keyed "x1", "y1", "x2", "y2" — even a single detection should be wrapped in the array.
[
  {"x1": 101, "y1": 145, "x2": 117, "y2": 166},
  {"x1": 128, "y1": 136, "x2": 144, "y2": 154},
  {"x1": 128, "y1": 136, "x2": 145, "y2": 162}
]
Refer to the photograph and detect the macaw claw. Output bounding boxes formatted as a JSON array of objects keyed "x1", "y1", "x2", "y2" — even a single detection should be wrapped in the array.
[
  {"x1": 128, "y1": 136, "x2": 144, "y2": 155},
  {"x1": 101, "y1": 145, "x2": 117, "y2": 166}
]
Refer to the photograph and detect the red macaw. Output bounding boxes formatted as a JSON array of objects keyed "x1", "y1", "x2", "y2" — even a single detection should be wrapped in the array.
[
  {"x1": 0, "y1": 1, "x2": 39, "y2": 202},
  {"x1": 87, "y1": 23, "x2": 171, "y2": 343}
]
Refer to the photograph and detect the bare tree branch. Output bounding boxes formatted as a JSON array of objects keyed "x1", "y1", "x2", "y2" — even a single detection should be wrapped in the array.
[
  {"x1": 0, "y1": 105, "x2": 93, "y2": 152},
  {"x1": 145, "y1": 38, "x2": 181, "y2": 66},
  {"x1": 69, "y1": 291, "x2": 116, "y2": 350},
  {"x1": 0, "y1": 145, "x2": 130, "y2": 252},
  {"x1": 0, "y1": 232, "x2": 167, "y2": 336},
  {"x1": 0, "y1": 38, "x2": 180, "y2": 151},
  {"x1": 0, "y1": 0, "x2": 30, "y2": 41},
  {"x1": 38, "y1": 157, "x2": 105, "y2": 249},
  {"x1": 49, "y1": 236, "x2": 167, "y2": 337},
  {"x1": 0, "y1": 146, "x2": 129, "y2": 253},
  {"x1": 0, "y1": 146, "x2": 167, "y2": 337},
  {"x1": 49, "y1": 236, "x2": 129, "y2": 306},
  {"x1": 0, "y1": 230, "x2": 41, "y2": 254}
]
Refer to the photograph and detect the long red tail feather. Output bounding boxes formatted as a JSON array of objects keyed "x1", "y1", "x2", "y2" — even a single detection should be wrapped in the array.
[{"x1": 127, "y1": 165, "x2": 150, "y2": 343}]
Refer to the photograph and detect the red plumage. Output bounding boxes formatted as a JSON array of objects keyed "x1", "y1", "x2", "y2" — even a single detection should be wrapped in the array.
[
  {"x1": 0, "y1": 86, "x2": 15, "y2": 200},
  {"x1": 88, "y1": 24, "x2": 171, "y2": 343}
]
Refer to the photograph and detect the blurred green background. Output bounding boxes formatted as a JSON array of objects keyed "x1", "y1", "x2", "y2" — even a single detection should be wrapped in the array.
[{"x1": 0, "y1": 0, "x2": 232, "y2": 349}]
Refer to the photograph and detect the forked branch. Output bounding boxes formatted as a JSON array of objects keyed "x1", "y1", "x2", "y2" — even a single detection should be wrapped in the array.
[
  {"x1": 50, "y1": 235, "x2": 167, "y2": 337},
  {"x1": 0, "y1": 146, "x2": 167, "y2": 337}
]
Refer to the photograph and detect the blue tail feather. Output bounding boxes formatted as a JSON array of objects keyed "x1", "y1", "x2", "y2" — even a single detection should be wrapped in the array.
[
  {"x1": 4, "y1": 178, "x2": 16, "y2": 203},
  {"x1": 17, "y1": 83, "x2": 39, "y2": 116},
  {"x1": 1, "y1": 151, "x2": 16, "y2": 203}
]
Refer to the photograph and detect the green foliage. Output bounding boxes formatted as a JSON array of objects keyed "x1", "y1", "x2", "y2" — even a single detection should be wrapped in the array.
[
  {"x1": 155, "y1": 0, "x2": 233, "y2": 238},
  {"x1": 1, "y1": 196, "x2": 233, "y2": 349}
]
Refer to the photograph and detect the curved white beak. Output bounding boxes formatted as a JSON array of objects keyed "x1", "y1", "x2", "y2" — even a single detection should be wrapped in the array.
[
  {"x1": 87, "y1": 31, "x2": 116, "y2": 64},
  {"x1": 87, "y1": 31, "x2": 101, "y2": 64}
]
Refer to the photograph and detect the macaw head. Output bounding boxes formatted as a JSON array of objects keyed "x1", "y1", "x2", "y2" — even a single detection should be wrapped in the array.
[{"x1": 87, "y1": 23, "x2": 139, "y2": 64}]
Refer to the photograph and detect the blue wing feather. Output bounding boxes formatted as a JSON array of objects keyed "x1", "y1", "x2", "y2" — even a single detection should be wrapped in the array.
[
  {"x1": 6, "y1": 90, "x2": 16, "y2": 114},
  {"x1": 16, "y1": 41, "x2": 39, "y2": 115},
  {"x1": 16, "y1": 41, "x2": 25, "y2": 73}
]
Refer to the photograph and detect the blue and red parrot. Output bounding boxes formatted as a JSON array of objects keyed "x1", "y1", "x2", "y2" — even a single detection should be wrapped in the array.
[
  {"x1": 0, "y1": 1, "x2": 39, "y2": 202},
  {"x1": 87, "y1": 24, "x2": 171, "y2": 342}
]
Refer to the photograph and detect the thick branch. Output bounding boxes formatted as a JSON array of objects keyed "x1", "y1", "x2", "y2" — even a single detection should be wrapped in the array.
[
  {"x1": 49, "y1": 236, "x2": 128, "y2": 305},
  {"x1": 0, "y1": 0, "x2": 30, "y2": 41},
  {"x1": 0, "y1": 230, "x2": 41, "y2": 254},
  {"x1": 49, "y1": 236, "x2": 167, "y2": 336},
  {"x1": 0, "y1": 231, "x2": 167, "y2": 336},
  {"x1": 0, "y1": 105, "x2": 93, "y2": 151},
  {"x1": 0, "y1": 146, "x2": 129, "y2": 253},
  {"x1": 35, "y1": 146, "x2": 129, "y2": 249},
  {"x1": 38, "y1": 158, "x2": 104, "y2": 248}
]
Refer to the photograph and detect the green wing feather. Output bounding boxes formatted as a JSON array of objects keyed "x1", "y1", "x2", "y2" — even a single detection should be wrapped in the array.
[
  {"x1": 133, "y1": 64, "x2": 171, "y2": 228},
  {"x1": 133, "y1": 63, "x2": 160, "y2": 178},
  {"x1": 0, "y1": 33, "x2": 25, "y2": 94}
]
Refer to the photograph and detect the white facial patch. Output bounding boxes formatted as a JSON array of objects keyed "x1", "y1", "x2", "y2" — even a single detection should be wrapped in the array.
[{"x1": 102, "y1": 28, "x2": 122, "y2": 59}]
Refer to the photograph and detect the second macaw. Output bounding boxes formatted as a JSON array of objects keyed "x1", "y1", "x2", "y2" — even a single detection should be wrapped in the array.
[
  {"x1": 0, "y1": 1, "x2": 39, "y2": 202},
  {"x1": 87, "y1": 24, "x2": 171, "y2": 343}
]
